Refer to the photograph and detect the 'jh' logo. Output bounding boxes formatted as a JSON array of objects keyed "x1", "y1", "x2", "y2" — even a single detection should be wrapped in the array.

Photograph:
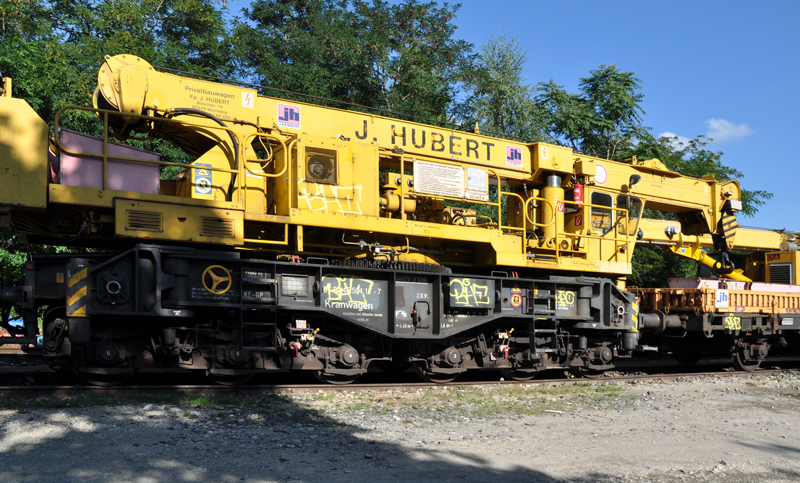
[{"x1": 277, "y1": 103, "x2": 301, "y2": 128}]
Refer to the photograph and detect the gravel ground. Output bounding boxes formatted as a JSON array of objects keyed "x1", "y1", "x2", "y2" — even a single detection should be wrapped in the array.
[{"x1": 0, "y1": 372, "x2": 799, "y2": 483}]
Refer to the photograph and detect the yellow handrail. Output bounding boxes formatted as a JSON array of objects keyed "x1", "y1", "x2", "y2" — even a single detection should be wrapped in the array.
[{"x1": 53, "y1": 105, "x2": 243, "y2": 198}]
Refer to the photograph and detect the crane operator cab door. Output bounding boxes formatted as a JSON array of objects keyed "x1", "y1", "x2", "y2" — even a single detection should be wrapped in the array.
[
  {"x1": 616, "y1": 194, "x2": 643, "y2": 259},
  {"x1": 289, "y1": 135, "x2": 379, "y2": 218}
]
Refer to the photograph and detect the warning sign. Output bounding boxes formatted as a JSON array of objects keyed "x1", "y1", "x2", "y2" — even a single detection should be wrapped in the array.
[
  {"x1": 510, "y1": 293, "x2": 523, "y2": 308},
  {"x1": 194, "y1": 163, "x2": 212, "y2": 195},
  {"x1": 556, "y1": 201, "x2": 564, "y2": 213},
  {"x1": 242, "y1": 91, "x2": 255, "y2": 109},
  {"x1": 574, "y1": 214, "x2": 583, "y2": 227}
]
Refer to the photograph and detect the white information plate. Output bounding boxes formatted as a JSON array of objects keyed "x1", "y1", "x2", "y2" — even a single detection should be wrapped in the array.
[
  {"x1": 414, "y1": 161, "x2": 465, "y2": 199},
  {"x1": 466, "y1": 167, "x2": 487, "y2": 192}
]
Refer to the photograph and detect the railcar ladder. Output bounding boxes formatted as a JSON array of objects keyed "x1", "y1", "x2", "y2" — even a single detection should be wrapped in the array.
[
  {"x1": 241, "y1": 316, "x2": 279, "y2": 352},
  {"x1": 531, "y1": 285, "x2": 559, "y2": 354}
]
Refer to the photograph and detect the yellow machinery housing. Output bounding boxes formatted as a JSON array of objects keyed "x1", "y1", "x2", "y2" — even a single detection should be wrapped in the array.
[{"x1": 1, "y1": 54, "x2": 779, "y2": 285}]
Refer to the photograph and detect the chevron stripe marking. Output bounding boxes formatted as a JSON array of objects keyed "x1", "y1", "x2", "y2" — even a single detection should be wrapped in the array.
[
  {"x1": 67, "y1": 268, "x2": 88, "y2": 288},
  {"x1": 67, "y1": 286, "x2": 87, "y2": 306}
]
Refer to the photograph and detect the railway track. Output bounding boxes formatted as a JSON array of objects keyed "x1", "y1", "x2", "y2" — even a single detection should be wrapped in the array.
[{"x1": 0, "y1": 363, "x2": 797, "y2": 399}]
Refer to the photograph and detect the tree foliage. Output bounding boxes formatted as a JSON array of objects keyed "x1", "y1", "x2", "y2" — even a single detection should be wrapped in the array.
[
  {"x1": 456, "y1": 34, "x2": 550, "y2": 142},
  {"x1": 234, "y1": 0, "x2": 478, "y2": 122},
  {"x1": 537, "y1": 65, "x2": 647, "y2": 159},
  {"x1": 1, "y1": 0, "x2": 233, "y2": 134}
]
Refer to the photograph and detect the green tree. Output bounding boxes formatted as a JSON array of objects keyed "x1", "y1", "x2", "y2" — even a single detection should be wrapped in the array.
[
  {"x1": 0, "y1": 0, "x2": 235, "y2": 312},
  {"x1": 1, "y1": 0, "x2": 233, "y2": 134},
  {"x1": 537, "y1": 65, "x2": 647, "y2": 159},
  {"x1": 234, "y1": 0, "x2": 478, "y2": 122},
  {"x1": 456, "y1": 33, "x2": 550, "y2": 142}
]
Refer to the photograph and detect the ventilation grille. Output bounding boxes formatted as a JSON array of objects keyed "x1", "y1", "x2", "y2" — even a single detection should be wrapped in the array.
[
  {"x1": 770, "y1": 263, "x2": 793, "y2": 285},
  {"x1": 126, "y1": 210, "x2": 163, "y2": 232},
  {"x1": 201, "y1": 217, "x2": 235, "y2": 238}
]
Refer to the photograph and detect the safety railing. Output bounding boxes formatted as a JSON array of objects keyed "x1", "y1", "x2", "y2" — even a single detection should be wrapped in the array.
[
  {"x1": 380, "y1": 151, "x2": 639, "y2": 265},
  {"x1": 394, "y1": 152, "x2": 506, "y2": 230},
  {"x1": 241, "y1": 132, "x2": 293, "y2": 180},
  {"x1": 53, "y1": 106, "x2": 244, "y2": 203},
  {"x1": 239, "y1": 133, "x2": 296, "y2": 246},
  {"x1": 523, "y1": 197, "x2": 636, "y2": 264}
]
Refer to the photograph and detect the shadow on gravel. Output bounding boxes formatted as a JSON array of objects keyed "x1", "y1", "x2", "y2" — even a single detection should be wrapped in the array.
[
  {"x1": 0, "y1": 389, "x2": 607, "y2": 483},
  {"x1": 737, "y1": 441, "x2": 800, "y2": 456}
]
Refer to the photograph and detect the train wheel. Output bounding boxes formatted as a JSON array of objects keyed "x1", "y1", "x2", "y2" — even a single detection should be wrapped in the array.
[
  {"x1": 205, "y1": 371, "x2": 256, "y2": 386},
  {"x1": 499, "y1": 369, "x2": 537, "y2": 382},
  {"x1": 313, "y1": 371, "x2": 361, "y2": 385},
  {"x1": 732, "y1": 351, "x2": 761, "y2": 372},
  {"x1": 569, "y1": 367, "x2": 608, "y2": 379},
  {"x1": 413, "y1": 364, "x2": 458, "y2": 384},
  {"x1": 76, "y1": 366, "x2": 137, "y2": 387}
]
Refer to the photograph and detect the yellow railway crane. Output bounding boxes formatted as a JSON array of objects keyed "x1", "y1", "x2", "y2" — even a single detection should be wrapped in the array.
[
  {"x1": 0, "y1": 54, "x2": 796, "y2": 383},
  {"x1": 2, "y1": 55, "x2": 748, "y2": 277}
]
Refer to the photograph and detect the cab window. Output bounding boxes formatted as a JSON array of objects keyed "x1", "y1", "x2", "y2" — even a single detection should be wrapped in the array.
[
  {"x1": 591, "y1": 192, "x2": 613, "y2": 235},
  {"x1": 616, "y1": 195, "x2": 643, "y2": 236}
]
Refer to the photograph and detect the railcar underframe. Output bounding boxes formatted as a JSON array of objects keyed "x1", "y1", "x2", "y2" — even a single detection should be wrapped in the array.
[{"x1": 12, "y1": 245, "x2": 639, "y2": 385}]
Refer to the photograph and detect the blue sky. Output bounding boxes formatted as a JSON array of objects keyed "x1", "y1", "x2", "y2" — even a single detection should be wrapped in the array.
[{"x1": 226, "y1": 0, "x2": 799, "y2": 232}]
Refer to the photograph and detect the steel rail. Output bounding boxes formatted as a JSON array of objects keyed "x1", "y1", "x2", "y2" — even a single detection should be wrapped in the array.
[{"x1": 0, "y1": 366, "x2": 797, "y2": 399}]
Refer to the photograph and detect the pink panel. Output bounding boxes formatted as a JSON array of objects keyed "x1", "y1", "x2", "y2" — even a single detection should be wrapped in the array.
[
  {"x1": 750, "y1": 283, "x2": 800, "y2": 294},
  {"x1": 668, "y1": 278, "x2": 747, "y2": 290},
  {"x1": 60, "y1": 130, "x2": 160, "y2": 194},
  {"x1": 669, "y1": 277, "x2": 800, "y2": 293}
]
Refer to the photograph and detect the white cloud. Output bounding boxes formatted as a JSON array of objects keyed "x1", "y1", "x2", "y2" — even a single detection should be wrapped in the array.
[
  {"x1": 657, "y1": 131, "x2": 691, "y2": 149},
  {"x1": 705, "y1": 118, "x2": 754, "y2": 142}
]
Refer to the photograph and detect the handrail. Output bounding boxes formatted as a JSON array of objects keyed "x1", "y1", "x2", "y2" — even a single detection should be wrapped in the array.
[
  {"x1": 53, "y1": 105, "x2": 243, "y2": 200},
  {"x1": 519, "y1": 196, "x2": 635, "y2": 263},
  {"x1": 241, "y1": 132, "x2": 291, "y2": 179},
  {"x1": 389, "y1": 152, "x2": 506, "y2": 231},
  {"x1": 499, "y1": 191, "x2": 526, "y2": 234}
]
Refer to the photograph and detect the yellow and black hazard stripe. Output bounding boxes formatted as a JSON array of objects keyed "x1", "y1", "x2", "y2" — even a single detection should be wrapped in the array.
[
  {"x1": 630, "y1": 301, "x2": 639, "y2": 333},
  {"x1": 66, "y1": 260, "x2": 89, "y2": 317},
  {"x1": 720, "y1": 212, "x2": 739, "y2": 250}
]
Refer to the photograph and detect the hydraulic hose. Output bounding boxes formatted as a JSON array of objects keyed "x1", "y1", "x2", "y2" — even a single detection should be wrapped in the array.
[{"x1": 168, "y1": 108, "x2": 239, "y2": 202}]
